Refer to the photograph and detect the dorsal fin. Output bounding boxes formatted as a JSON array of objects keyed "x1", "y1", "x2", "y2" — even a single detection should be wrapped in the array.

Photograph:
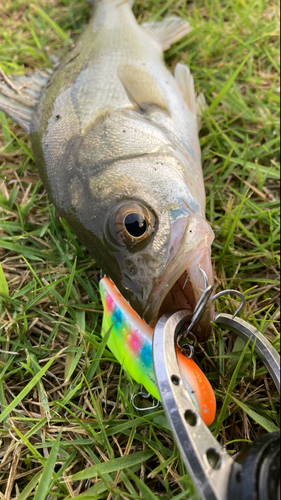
[
  {"x1": 141, "y1": 16, "x2": 192, "y2": 51},
  {"x1": 118, "y1": 64, "x2": 169, "y2": 112},
  {"x1": 0, "y1": 69, "x2": 52, "y2": 133}
]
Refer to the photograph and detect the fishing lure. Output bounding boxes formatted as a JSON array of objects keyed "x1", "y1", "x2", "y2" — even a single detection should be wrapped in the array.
[{"x1": 100, "y1": 277, "x2": 216, "y2": 426}]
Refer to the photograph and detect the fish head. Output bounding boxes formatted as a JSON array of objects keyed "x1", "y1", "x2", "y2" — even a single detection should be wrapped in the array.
[
  {"x1": 85, "y1": 152, "x2": 214, "y2": 340},
  {"x1": 41, "y1": 107, "x2": 214, "y2": 340}
]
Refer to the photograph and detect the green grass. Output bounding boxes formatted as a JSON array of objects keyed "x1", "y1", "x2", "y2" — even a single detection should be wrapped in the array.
[{"x1": 0, "y1": 0, "x2": 280, "y2": 498}]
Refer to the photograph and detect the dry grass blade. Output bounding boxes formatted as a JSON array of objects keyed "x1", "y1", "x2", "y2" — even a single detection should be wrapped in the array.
[{"x1": 4, "y1": 444, "x2": 22, "y2": 500}]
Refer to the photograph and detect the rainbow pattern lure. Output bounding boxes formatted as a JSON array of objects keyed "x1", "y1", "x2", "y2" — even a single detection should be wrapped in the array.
[{"x1": 100, "y1": 277, "x2": 216, "y2": 426}]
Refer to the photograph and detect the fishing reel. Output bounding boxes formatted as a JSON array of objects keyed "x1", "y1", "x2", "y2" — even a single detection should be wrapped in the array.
[{"x1": 153, "y1": 308, "x2": 280, "y2": 500}]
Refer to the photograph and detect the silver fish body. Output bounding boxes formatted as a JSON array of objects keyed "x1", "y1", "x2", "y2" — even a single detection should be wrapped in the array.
[{"x1": 0, "y1": 0, "x2": 214, "y2": 338}]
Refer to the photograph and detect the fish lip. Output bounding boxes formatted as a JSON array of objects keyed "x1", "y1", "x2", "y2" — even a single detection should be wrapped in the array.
[{"x1": 143, "y1": 215, "x2": 214, "y2": 341}]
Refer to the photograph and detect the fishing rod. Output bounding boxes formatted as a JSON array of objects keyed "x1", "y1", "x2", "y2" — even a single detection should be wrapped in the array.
[{"x1": 153, "y1": 288, "x2": 280, "y2": 500}]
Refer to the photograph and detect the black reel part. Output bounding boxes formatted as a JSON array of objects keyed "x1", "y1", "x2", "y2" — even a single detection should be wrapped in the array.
[{"x1": 228, "y1": 431, "x2": 280, "y2": 500}]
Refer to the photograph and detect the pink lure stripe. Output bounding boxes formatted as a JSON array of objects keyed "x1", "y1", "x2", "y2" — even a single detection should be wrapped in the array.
[{"x1": 100, "y1": 277, "x2": 216, "y2": 426}]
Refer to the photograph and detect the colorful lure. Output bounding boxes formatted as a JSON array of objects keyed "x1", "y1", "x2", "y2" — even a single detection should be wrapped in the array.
[{"x1": 100, "y1": 277, "x2": 216, "y2": 426}]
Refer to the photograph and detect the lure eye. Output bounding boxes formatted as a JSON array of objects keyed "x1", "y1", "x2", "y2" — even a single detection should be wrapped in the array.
[
  {"x1": 124, "y1": 213, "x2": 147, "y2": 238},
  {"x1": 108, "y1": 202, "x2": 156, "y2": 247}
]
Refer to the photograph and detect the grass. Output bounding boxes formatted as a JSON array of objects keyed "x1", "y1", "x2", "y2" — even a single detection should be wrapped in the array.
[{"x1": 0, "y1": 0, "x2": 280, "y2": 498}]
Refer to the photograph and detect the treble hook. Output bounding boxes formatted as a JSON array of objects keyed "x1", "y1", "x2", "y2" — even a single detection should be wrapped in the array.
[
  {"x1": 177, "y1": 331, "x2": 197, "y2": 358},
  {"x1": 198, "y1": 265, "x2": 208, "y2": 290},
  {"x1": 194, "y1": 266, "x2": 246, "y2": 320},
  {"x1": 211, "y1": 289, "x2": 245, "y2": 319},
  {"x1": 177, "y1": 267, "x2": 246, "y2": 356},
  {"x1": 184, "y1": 267, "x2": 213, "y2": 337},
  {"x1": 131, "y1": 387, "x2": 160, "y2": 411},
  {"x1": 177, "y1": 267, "x2": 213, "y2": 356}
]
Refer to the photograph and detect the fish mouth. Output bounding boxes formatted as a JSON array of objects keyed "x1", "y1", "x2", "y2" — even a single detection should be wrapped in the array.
[{"x1": 143, "y1": 214, "x2": 214, "y2": 341}]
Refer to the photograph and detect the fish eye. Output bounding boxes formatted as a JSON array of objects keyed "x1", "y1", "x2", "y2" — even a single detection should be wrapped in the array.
[
  {"x1": 124, "y1": 213, "x2": 147, "y2": 238},
  {"x1": 107, "y1": 202, "x2": 156, "y2": 247}
]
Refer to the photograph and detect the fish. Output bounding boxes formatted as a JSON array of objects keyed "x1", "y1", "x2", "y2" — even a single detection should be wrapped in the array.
[{"x1": 0, "y1": 0, "x2": 214, "y2": 340}]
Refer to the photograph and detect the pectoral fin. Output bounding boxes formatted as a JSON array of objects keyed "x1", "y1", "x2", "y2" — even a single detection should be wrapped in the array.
[
  {"x1": 174, "y1": 63, "x2": 197, "y2": 115},
  {"x1": 195, "y1": 92, "x2": 208, "y2": 130},
  {"x1": 118, "y1": 64, "x2": 169, "y2": 112},
  {"x1": 175, "y1": 63, "x2": 207, "y2": 130},
  {"x1": 141, "y1": 16, "x2": 192, "y2": 51},
  {"x1": 0, "y1": 69, "x2": 52, "y2": 133}
]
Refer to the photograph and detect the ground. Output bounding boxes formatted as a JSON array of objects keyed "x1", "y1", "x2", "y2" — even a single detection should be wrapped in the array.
[{"x1": 0, "y1": 0, "x2": 280, "y2": 499}]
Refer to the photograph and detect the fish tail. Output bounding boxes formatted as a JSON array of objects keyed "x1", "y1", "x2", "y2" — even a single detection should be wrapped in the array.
[{"x1": 0, "y1": 68, "x2": 52, "y2": 133}]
